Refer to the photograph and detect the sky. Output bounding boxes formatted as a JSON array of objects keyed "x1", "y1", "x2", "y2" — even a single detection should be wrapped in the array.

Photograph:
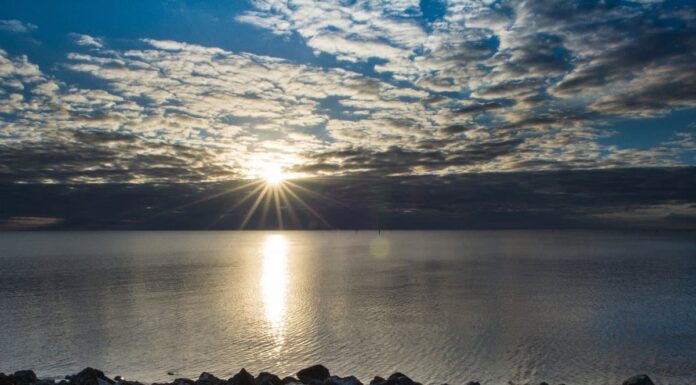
[{"x1": 1, "y1": 0, "x2": 696, "y2": 230}]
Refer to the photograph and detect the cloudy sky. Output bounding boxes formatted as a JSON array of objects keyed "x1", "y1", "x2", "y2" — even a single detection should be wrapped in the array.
[{"x1": 1, "y1": 0, "x2": 695, "y2": 230}]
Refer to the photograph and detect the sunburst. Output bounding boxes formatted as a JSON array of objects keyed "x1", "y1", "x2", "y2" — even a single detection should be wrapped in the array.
[{"x1": 126, "y1": 160, "x2": 341, "y2": 230}]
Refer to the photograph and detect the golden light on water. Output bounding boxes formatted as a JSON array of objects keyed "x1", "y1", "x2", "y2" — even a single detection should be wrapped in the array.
[{"x1": 261, "y1": 234, "x2": 288, "y2": 346}]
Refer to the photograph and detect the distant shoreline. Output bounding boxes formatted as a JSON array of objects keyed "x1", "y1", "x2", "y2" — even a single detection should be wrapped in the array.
[{"x1": 0, "y1": 366, "x2": 656, "y2": 385}]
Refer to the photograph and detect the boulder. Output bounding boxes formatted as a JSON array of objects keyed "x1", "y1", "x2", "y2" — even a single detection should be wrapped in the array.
[
  {"x1": 227, "y1": 369, "x2": 255, "y2": 385},
  {"x1": 13, "y1": 371, "x2": 37, "y2": 385},
  {"x1": 464, "y1": 382, "x2": 480, "y2": 385},
  {"x1": 368, "y1": 377, "x2": 384, "y2": 385},
  {"x1": 0, "y1": 374, "x2": 14, "y2": 385},
  {"x1": 296, "y1": 366, "x2": 330, "y2": 385},
  {"x1": 280, "y1": 378, "x2": 299, "y2": 385},
  {"x1": 384, "y1": 374, "x2": 414, "y2": 385},
  {"x1": 622, "y1": 375, "x2": 654, "y2": 385},
  {"x1": 256, "y1": 373, "x2": 280, "y2": 385},
  {"x1": 173, "y1": 379, "x2": 194, "y2": 385},
  {"x1": 196, "y1": 373, "x2": 224, "y2": 385},
  {"x1": 324, "y1": 376, "x2": 362, "y2": 385},
  {"x1": 68, "y1": 368, "x2": 115, "y2": 385}
]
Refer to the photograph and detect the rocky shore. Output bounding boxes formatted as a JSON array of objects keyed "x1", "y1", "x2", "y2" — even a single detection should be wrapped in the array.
[{"x1": 0, "y1": 366, "x2": 658, "y2": 385}]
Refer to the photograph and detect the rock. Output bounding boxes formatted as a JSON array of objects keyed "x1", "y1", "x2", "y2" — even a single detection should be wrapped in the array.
[
  {"x1": 173, "y1": 379, "x2": 194, "y2": 385},
  {"x1": 255, "y1": 373, "x2": 280, "y2": 385},
  {"x1": 368, "y1": 377, "x2": 384, "y2": 385},
  {"x1": 0, "y1": 374, "x2": 14, "y2": 385},
  {"x1": 196, "y1": 373, "x2": 224, "y2": 385},
  {"x1": 622, "y1": 375, "x2": 654, "y2": 385},
  {"x1": 280, "y1": 378, "x2": 298, "y2": 385},
  {"x1": 68, "y1": 368, "x2": 114, "y2": 385},
  {"x1": 13, "y1": 371, "x2": 37, "y2": 385},
  {"x1": 296, "y1": 366, "x2": 330, "y2": 385},
  {"x1": 227, "y1": 369, "x2": 255, "y2": 385},
  {"x1": 464, "y1": 382, "x2": 480, "y2": 385},
  {"x1": 384, "y1": 374, "x2": 414, "y2": 385},
  {"x1": 539, "y1": 382, "x2": 549, "y2": 385},
  {"x1": 324, "y1": 376, "x2": 362, "y2": 385}
]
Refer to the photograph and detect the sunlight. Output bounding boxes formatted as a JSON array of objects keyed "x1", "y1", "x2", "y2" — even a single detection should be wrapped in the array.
[
  {"x1": 260, "y1": 164, "x2": 286, "y2": 186},
  {"x1": 261, "y1": 234, "x2": 288, "y2": 337}
]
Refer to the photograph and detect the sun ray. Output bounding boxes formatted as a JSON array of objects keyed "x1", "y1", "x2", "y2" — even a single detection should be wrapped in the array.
[
  {"x1": 207, "y1": 182, "x2": 267, "y2": 228},
  {"x1": 141, "y1": 180, "x2": 264, "y2": 222},
  {"x1": 239, "y1": 185, "x2": 269, "y2": 229},
  {"x1": 280, "y1": 183, "x2": 332, "y2": 229},
  {"x1": 259, "y1": 185, "x2": 275, "y2": 228},
  {"x1": 285, "y1": 180, "x2": 356, "y2": 211},
  {"x1": 273, "y1": 187, "x2": 284, "y2": 229},
  {"x1": 277, "y1": 187, "x2": 301, "y2": 229}
]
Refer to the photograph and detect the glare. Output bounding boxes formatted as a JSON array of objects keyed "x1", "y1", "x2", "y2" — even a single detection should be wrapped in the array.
[
  {"x1": 261, "y1": 234, "x2": 288, "y2": 335},
  {"x1": 261, "y1": 164, "x2": 285, "y2": 185}
]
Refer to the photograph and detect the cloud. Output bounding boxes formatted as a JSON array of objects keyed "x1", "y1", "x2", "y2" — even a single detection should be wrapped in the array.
[
  {"x1": 236, "y1": 1, "x2": 696, "y2": 125},
  {"x1": 1, "y1": 28, "x2": 695, "y2": 184},
  {"x1": 0, "y1": 216, "x2": 62, "y2": 230},
  {"x1": 2, "y1": 168, "x2": 696, "y2": 230},
  {"x1": 0, "y1": 19, "x2": 37, "y2": 33},
  {"x1": 70, "y1": 33, "x2": 104, "y2": 48}
]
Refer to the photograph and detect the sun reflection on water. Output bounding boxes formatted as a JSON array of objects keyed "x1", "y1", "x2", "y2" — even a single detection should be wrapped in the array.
[{"x1": 261, "y1": 234, "x2": 288, "y2": 347}]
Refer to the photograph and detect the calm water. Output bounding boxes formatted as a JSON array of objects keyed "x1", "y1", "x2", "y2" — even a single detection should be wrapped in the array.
[{"x1": 1, "y1": 231, "x2": 695, "y2": 385}]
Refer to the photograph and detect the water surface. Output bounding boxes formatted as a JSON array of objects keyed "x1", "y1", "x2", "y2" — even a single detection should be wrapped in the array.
[{"x1": 1, "y1": 231, "x2": 695, "y2": 385}]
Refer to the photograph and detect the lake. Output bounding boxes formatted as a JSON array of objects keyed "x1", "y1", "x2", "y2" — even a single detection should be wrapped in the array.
[{"x1": 1, "y1": 231, "x2": 695, "y2": 385}]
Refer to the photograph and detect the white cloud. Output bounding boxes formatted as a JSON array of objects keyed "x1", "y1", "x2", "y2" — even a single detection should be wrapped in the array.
[
  {"x1": 0, "y1": 19, "x2": 37, "y2": 33},
  {"x1": 70, "y1": 33, "x2": 104, "y2": 48}
]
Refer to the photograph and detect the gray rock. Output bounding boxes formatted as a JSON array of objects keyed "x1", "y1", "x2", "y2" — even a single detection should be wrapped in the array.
[
  {"x1": 280, "y1": 378, "x2": 298, "y2": 385},
  {"x1": 13, "y1": 371, "x2": 37, "y2": 385},
  {"x1": 227, "y1": 369, "x2": 255, "y2": 385},
  {"x1": 368, "y1": 377, "x2": 384, "y2": 385},
  {"x1": 196, "y1": 373, "x2": 224, "y2": 385},
  {"x1": 324, "y1": 376, "x2": 362, "y2": 385},
  {"x1": 255, "y1": 373, "x2": 280, "y2": 385},
  {"x1": 384, "y1": 374, "x2": 414, "y2": 385},
  {"x1": 0, "y1": 374, "x2": 12, "y2": 385},
  {"x1": 296, "y1": 366, "x2": 330, "y2": 385},
  {"x1": 68, "y1": 368, "x2": 114, "y2": 385},
  {"x1": 622, "y1": 375, "x2": 654, "y2": 385}
]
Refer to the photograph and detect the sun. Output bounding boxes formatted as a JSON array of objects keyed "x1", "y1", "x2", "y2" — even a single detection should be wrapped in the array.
[{"x1": 260, "y1": 164, "x2": 286, "y2": 185}]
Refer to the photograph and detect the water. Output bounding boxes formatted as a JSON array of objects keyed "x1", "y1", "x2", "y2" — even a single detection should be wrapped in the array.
[{"x1": 1, "y1": 231, "x2": 695, "y2": 385}]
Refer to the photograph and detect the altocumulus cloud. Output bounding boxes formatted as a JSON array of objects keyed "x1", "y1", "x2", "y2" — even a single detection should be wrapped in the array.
[
  {"x1": 0, "y1": 0, "x2": 696, "y2": 229},
  {"x1": 1, "y1": 29, "x2": 695, "y2": 184}
]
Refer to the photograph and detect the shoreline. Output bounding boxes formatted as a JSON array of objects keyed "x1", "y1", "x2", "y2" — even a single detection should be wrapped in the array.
[{"x1": 0, "y1": 366, "x2": 656, "y2": 385}]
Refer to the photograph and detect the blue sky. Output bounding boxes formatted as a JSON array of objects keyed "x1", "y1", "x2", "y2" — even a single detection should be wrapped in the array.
[{"x1": 1, "y1": 0, "x2": 696, "y2": 184}]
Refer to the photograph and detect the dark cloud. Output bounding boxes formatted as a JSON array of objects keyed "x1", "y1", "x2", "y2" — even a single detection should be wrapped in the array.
[
  {"x1": 0, "y1": 131, "x2": 236, "y2": 183},
  {"x1": 298, "y1": 139, "x2": 524, "y2": 175},
  {"x1": 441, "y1": 124, "x2": 475, "y2": 134},
  {"x1": 2, "y1": 168, "x2": 695, "y2": 230},
  {"x1": 453, "y1": 101, "x2": 510, "y2": 115}
]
